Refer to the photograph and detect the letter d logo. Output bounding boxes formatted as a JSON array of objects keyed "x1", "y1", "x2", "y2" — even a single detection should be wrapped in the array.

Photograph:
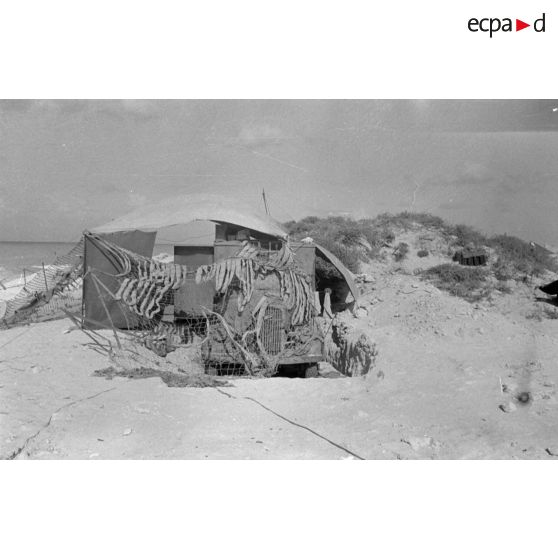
[{"x1": 534, "y1": 13, "x2": 546, "y2": 32}]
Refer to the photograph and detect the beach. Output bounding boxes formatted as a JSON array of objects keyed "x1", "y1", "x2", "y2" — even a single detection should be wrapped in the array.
[
  {"x1": 0, "y1": 241, "x2": 77, "y2": 279},
  {"x1": 0, "y1": 241, "x2": 174, "y2": 280},
  {"x1": 0, "y1": 240, "x2": 172, "y2": 305},
  {"x1": 2, "y1": 261, "x2": 558, "y2": 460}
]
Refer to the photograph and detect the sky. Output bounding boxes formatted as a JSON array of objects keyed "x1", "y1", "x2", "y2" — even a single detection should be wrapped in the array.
[{"x1": 1, "y1": 99, "x2": 557, "y2": 244}]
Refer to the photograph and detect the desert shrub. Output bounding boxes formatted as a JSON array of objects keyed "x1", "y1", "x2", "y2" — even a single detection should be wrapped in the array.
[
  {"x1": 284, "y1": 216, "x2": 382, "y2": 271},
  {"x1": 283, "y1": 216, "x2": 321, "y2": 238},
  {"x1": 284, "y1": 217, "x2": 360, "y2": 271},
  {"x1": 373, "y1": 212, "x2": 445, "y2": 231},
  {"x1": 357, "y1": 220, "x2": 395, "y2": 250},
  {"x1": 394, "y1": 242, "x2": 409, "y2": 262},
  {"x1": 417, "y1": 249, "x2": 429, "y2": 258},
  {"x1": 403, "y1": 212, "x2": 446, "y2": 229},
  {"x1": 525, "y1": 309, "x2": 542, "y2": 321},
  {"x1": 373, "y1": 213, "x2": 488, "y2": 249},
  {"x1": 421, "y1": 263, "x2": 490, "y2": 302},
  {"x1": 285, "y1": 213, "x2": 557, "y2": 279},
  {"x1": 543, "y1": 305, "x2": 558, "y2": 319},
  {"x1": 496, "y1": 280, "x2": 513, "y2": 294},
  {"x1": 382, "y1": 229, "x2": 396, "y2": 244},
  {"x1": 526, "y1": 305, "x2": 558, "y2": 321},
  {"x1": 337, "y1": 223, "x2": 365, "y2": 245},
  {"x1": 493, "y1": 256, "x2": 515, "y2": 281},
  {"x1": 446, "y1": 224, "x2": 487, "y2": 248},
  {"x1": 488, "y1": 235, "x2": 557, "y2": 276},
  {"x1": 330, "y1": 244, "x2": 362, "y2": 273}
]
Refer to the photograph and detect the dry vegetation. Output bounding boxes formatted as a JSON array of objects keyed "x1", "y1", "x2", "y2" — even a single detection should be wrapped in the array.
[
  {"x1": 420, "y1": 264, "x2": 490, "y2": 302},
  {"x1": 285, "y1": 212, "x2": 558, "y2": 302}
]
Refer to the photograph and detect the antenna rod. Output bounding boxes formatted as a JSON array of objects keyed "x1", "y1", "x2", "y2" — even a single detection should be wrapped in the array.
[{"x1": 262, "y1": 188, "x2": 270, "y2": 216}]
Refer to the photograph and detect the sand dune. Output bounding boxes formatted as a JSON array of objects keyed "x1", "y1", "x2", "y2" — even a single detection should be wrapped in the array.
[{"x1": 2, "y1": 256, "x2": 557, "y2": 459}]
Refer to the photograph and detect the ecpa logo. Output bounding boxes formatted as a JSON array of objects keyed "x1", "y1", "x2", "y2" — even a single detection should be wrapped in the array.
[{"x1": 468, "y1": 13, "x2": 546, "y2": 37}]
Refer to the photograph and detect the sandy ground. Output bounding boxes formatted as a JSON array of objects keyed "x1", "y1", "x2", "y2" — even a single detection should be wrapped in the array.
[{"x1": 2, "y1": 260, "x2": 558, "y2": 459}]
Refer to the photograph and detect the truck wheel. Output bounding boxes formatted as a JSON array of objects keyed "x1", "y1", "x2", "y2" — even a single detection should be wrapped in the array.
[{"x1": 304, "y1": 364, "x2": 319, "y2": 378}]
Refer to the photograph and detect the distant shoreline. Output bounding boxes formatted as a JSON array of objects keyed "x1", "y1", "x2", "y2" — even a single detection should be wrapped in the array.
[
  {"x1": 0, "y1": 240, "x2": 77, "y2": 245},
  {"x1": 0, "y1": 241, "x2": 174, "y2": 283}
]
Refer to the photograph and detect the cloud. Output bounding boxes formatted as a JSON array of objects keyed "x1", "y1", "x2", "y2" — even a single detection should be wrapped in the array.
[
  {"x1": 232, "y1": 123, "x2": 291, "y2": 147},
  {"x1": 93, "y1": 100, "x2": 160, "y2": 119},
  {"x1": 0, "y1": 99, "x2": 160, "y2": 119}
]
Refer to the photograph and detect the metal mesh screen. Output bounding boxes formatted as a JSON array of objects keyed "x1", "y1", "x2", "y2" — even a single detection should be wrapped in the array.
[{"x1": 260, "y1": 306, "x2": 284, "y2": 355}]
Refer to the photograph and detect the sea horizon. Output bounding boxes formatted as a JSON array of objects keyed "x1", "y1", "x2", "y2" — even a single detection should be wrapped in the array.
[
  {"x1": 0, "y1": 240, "x2": 173, "y2": 281},
  {"x1": 0, "y1": 240, "x2": 78, "y2": 244}
]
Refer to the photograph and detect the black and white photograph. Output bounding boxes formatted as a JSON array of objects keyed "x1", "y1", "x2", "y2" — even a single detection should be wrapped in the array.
[
  {"x1": 1, "y1": 2, "x2": 557, "y2": 556},
  {"x1": 1, "y1": 99, "x2": 558, "y2": 460}
]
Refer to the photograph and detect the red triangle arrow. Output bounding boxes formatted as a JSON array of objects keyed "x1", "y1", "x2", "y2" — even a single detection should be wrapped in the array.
[{"x1": 516, "y1": 19, "x2": 530, "y2": 31}]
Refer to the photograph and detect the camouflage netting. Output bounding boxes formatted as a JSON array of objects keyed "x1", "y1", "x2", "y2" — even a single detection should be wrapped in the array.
[
  {"x1": 0, "y1": 240, "x2": 84, "y2": 328},
  {"x1": 324, "y1": 315, "x2": 377, "y2": 377},
  {"x1": 1, "y1": 232, "x2": 375, "y2": 379},
  {"x1": 83, "y1": 233, "x2": 321, "y2": 377}
]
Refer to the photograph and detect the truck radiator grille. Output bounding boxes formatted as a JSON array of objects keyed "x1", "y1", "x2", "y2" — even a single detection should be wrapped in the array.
[{"x1": 260, "y1": 306, "x2": 284, "y2": 355}]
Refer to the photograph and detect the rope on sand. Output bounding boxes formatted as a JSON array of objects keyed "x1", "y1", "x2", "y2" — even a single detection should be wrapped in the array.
[
  {"x1": 4, "y1": 387, "x2": 117, "y2": 460},
  {"x1": 214, "y1": 387, "x2": 365, "y2": 460}
]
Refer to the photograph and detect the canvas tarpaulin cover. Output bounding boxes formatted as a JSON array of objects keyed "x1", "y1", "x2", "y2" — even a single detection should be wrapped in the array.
[
  {"x1": 83, "y1": 230, "x2": 156, "y2": 329},
  {"x1": 314, "y1": 243, "x2": 359, "y2": 304},
  {"x1": 91, "y1": 194, "x2": 288, "y2": 239}
]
